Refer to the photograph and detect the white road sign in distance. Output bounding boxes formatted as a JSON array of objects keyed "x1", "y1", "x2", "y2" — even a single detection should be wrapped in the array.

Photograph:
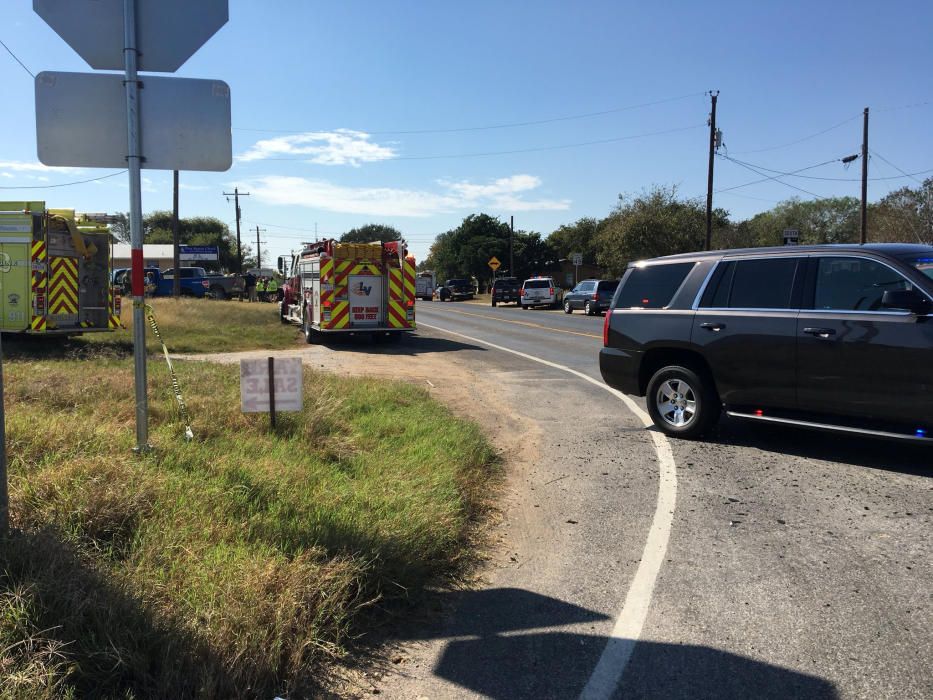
[
  {"x1": 36, "y1": 71, "x2": 232, "y2": 171},
  {"x1": 33, "y1": 0, "x2": 228, "y2": 73},
  {"x1": 240, "y1": 357, "x2": 303, "y2": 413}
]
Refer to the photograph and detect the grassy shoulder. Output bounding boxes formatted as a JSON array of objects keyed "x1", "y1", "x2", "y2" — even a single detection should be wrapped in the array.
[
  {"x1": 0, "y1": 354, "x2": 498, "y2": 698},
  {"x1": 83, "y1": 296, "x2": 302, "y2": 354}
]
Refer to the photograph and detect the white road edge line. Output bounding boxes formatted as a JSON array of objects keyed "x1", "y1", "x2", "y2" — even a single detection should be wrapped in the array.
[{"x1": 417, "y1": 322, "x2": 677, "y2": 699}]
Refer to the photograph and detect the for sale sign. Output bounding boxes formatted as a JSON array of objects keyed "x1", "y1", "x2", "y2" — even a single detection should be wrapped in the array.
[{"x1": 240, "y1": 356, "x2": 303, "y2": 413}]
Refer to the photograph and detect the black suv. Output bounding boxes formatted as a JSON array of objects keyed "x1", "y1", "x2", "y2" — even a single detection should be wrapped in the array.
[
  {"x1": 563, "y1": 279, "x2": 619, "y2": 315},
  {"x1": 490, "y1": 277, "x2": 520, "y2": 306},
  {"x1": 599, "y1": 244, "x2": 933, "y2": 442}
]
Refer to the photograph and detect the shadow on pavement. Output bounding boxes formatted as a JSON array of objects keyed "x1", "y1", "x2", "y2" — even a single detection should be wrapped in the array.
[
  {"x1": 710, "y1": 416, "x2": 933, "y2": 478},
  {"x1": 364, "y1": 587, "x2": 838, "y2": 699},
  {"x1": 320, "y1": 331, "x2": 487, "y2": 356}
]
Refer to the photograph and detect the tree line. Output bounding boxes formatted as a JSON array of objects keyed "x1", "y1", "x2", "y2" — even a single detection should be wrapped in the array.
[
  {"x1": 420, "y1": 177, "x2": 933, "y2": 283},
  {"x1": 112, "y1": 176, "x2": 931, "y2": 279}
]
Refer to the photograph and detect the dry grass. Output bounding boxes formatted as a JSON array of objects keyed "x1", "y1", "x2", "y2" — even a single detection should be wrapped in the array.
[
  {"x1": 82, "y1": 296, "x2": 301, "y2": 354},
  {"x1": 0, "y1": 356, "x2": 499, "y2": 698}
]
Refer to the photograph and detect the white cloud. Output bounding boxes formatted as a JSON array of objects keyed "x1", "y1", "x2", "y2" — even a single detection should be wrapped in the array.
[
  {"x1": 0, "y1": 160, "x2": 83, "y2": 175},
  {"x1": 1, "y1": 173, "x2": 13, "y2": 179},
  {"x1": 248, "y1": 174, "x2": 570, "y2": 217},
  {"x1": 238, "y1": 129, "x2": 396, "y2": 166}
]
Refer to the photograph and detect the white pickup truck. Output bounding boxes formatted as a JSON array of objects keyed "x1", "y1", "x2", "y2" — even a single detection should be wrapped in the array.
[{"x1": 415, "y1": 271, "x2": 436, "y2": 301}]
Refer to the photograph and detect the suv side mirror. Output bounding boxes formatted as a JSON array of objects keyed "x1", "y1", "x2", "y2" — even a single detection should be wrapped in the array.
[{"x1": 881, "y1": 288, "x2": 931, "y2": 314}]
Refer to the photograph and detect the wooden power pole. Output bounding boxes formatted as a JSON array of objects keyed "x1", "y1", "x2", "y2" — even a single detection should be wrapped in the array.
[
  {"x1": 705, "y1": 90, "x2": 719, "y2": 251},
  {"x1": 861, "y1": 107, "x2": 869, "y2": 244}
]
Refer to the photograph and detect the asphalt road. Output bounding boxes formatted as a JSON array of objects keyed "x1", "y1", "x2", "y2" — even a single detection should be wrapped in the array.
[{"x1": 365, "y1": 299, "x2": 932, "y2": 700}]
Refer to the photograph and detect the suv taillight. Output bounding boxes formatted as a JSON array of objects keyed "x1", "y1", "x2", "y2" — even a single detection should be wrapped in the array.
[
  {"x1": 549, "y1": 287, "x2": 554, "y2": 295},
  {"x1": 602, "y1": 309, "x2": 611, "y2": 346},
  {"x1": 592, "y1": 291, "x2": 599, "y2": 300},
  {"x1": 520, "y1": 288, "x2": 525, "y2": 296}
]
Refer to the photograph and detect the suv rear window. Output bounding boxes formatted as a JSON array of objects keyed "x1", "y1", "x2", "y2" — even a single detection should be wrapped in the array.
[
  {"x1": 616, "y1": 263, "x2": 694, "y2": 308},
  {"x1": 597, "y1": 280, "x2": 619, "y2": 293},
  {"x1": 494, "y1": 278, "x2": 519, "y2": 288},
  {"x1": 524, "y1": 279, "x2": 552, "y2": 289}
]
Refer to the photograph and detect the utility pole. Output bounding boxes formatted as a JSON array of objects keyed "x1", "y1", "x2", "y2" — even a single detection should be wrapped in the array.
[
  {"x1": 705, "y1": 90, "x2": 719, "y2": 251},
  {"x1": 509, "y1": 215, "x2": 514, "y2": 276},
  {"x1": 255, "y1": 226, "x2": 266, "y2": 269},
  {"x1": 172, "y1": 170, "x2": 180, "y2": 297},
  {"x1": 223, "y1": 187, "x2": 249, "y2": 273},
  {"x1": 861, "y1": 107, "x2": 869, "y2": 245}
]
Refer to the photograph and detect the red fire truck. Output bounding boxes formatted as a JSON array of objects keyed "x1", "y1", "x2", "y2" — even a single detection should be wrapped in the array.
[{"x1": 278, "y1": 240, "x2": 416, "y2": 342}]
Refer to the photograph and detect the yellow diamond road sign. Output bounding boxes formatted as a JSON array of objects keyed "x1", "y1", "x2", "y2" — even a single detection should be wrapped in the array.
[{"x1": 488, "y1": 256, "x2": 501, "y2": 270}]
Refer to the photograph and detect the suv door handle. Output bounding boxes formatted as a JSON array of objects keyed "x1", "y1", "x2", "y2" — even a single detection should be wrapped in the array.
[
  {"x1": 700, "y1": 322, "x2": 726, "y2": 332},
  {"x1": 802, "y1": 327, "x2": 836, "y2": 338}
]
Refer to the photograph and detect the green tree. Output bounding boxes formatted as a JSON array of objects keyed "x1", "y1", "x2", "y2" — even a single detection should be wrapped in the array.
[
  {"x1": 143, "y1": 211, "x2": 245, "y2": 272},
  {"x1": 547, "y1": 217, "x2": 600, "y2": 265},
  {"x1": 869, "y1": 179, "x2": 933, "y2": 244},
  {"x1": 340, "y1": 223, "x2": 402, "y2": 243},
  {"x1": 422, "y1": 214, "x2": 512, "y2": 282},
  {"x1": 594, "y1": 186, "x2": 729, "y2": 275},
  {"x1": 740, "y1": 197, "x2": 859, "y2": 247}
]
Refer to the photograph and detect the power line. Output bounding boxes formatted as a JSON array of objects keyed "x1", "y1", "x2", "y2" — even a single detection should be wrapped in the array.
[
  {"x1": 256, "y1": 123, "x2": 706, "y2": 162},
  {"x1": 0, "y1": 170, "x2": 126, "y2": 189},
  {"x1": 723, "y1": 155, "x2": 933, "y2": 182},
  {"x1": 0, "y1": 37, "x2": 34, "y2": 79},
  {"x1": 719, "y1": 155, "x2": 826, "y2": 199},
  {"x1": 869, "y1": 149, "x2": 927, "y2": 186},
  {"x1": 234, "y1": 92, "x2": 706, "y2": 136},
  {"x1": 729, "y1": 114, "x2": 860, "y2": 155},
  {"x1": 715, "y1": 156, "x2": 839, "y2": 194}
]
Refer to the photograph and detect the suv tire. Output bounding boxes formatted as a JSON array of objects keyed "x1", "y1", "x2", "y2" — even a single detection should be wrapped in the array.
[
  {"x1": 563, "y1": 300, "x2": 572, "y2": 314},
  {"x1": 584, "y1": 300, "x2": 593, "y2": 316},
  {"x1": 646, "y1": 365, "x2": 719, "y2": 439}
]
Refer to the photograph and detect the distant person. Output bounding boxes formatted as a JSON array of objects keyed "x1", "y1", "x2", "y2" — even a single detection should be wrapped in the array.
[
  {"x1": 257, "y1": 276, "x2": 267, "y2": 302},
  {"x1": 266, "y1": 276, "x2": 279, "y2": 302},
  {"x1": 245, "y1": 271, "x2": 257, "y2": 302}
]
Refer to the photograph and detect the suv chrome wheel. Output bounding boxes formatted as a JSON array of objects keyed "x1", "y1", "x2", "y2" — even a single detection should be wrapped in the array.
[
  {"x1": 564, "y1": 300, "x2": 572, "y2": 314},
  {"x1": 646, "y1": 365, "x2": 720, "y2": 439},
  {"x1": 655, "y1": 379, "x2": 696, "y2": 427}
]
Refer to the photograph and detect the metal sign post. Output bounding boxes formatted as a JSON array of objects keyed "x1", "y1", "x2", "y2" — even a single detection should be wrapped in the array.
[
  {"x1": 35, "y1": 0, "x2": 230, "y2": 453},
  {"x1": 571, "y1": 252, "x2": 583, "y2": 285},
  {"x1": 0, "y1": 329, "x2": 7, "y2": 532},
  {"x1": 123, "y1": 0, "x2": 149, "y2": 452}
]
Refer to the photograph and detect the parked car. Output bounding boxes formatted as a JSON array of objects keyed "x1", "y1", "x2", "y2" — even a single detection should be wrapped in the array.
[
  {"x1": 436, "y1": 278, "x2": 474, "y2": 301},
  {"x1": 599, "y1": 244, "x2": 933, "y2": 442},
  {"x1": 563, "y1": 279, "x2": 619, "y2": 315},
  {"x1": 520, "y1": 277, "x2": 562, "y2": 309},
  {"x1": 490, "y1": 277, "x2": 521, "y2": 306}
]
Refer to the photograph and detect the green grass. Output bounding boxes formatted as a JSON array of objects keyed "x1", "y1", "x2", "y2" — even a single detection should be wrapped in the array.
[
  {"x1": 0, "y1": 354, "x2": 498, "y2": 698},
  {"x1": 82, "y1": 296, "x2": 302, "y2": 354}
]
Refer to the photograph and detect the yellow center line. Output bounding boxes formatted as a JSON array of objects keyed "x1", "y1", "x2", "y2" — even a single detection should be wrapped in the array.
[{"x1": 429, "y1": 306, "x2": 602, "y2": 339}]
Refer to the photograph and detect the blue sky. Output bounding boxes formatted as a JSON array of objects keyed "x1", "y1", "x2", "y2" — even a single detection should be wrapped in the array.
[{"x1": 2, "y1": 0, "x2": 932, "y2": 265}]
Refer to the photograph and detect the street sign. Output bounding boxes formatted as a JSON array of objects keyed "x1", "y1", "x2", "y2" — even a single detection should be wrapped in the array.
[
  {"x1": 488, "y1": 256, "x2": 501, "y2": 271},
  {"x1": 571, "y1": 252, "x2": 583, "y2": 266},
  {"x1": 783, "y1": 229, "x2": 800, "y2": 245},
  {"x1": 241, "y1": 357, "x2": 303, "y2": 413},
  {"x1": 180, "y1": 245, "x2": 219, "y2": 261},
  {"x1": 33, "y1": 0, "x2": 228, "y2": 73},
  {"x1": 36, "y1": 71, "x2": 232, "y2": 171}
]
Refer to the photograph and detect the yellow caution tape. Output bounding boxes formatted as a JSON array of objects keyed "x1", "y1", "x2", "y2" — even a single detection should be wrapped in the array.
[{"x1": 145, "y1": 304, "x2": 194, "y2": 441}]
